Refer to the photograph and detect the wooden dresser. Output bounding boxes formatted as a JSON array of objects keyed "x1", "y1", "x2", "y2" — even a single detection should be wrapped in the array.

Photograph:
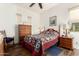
[
  {"x1": 59, "y1": 37, "x2": 73, "y2": 50},
  {"x1": 18, "y1": 25, "x2": 32, "y2": 43}
]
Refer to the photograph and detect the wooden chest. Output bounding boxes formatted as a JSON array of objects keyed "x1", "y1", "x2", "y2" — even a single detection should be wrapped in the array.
[
  {"x1": 59, "y1": 37, "x2": 73, "y2": 50},
  {"x1": 18, "y1": 25, "x2": 32, "y2": 42}
]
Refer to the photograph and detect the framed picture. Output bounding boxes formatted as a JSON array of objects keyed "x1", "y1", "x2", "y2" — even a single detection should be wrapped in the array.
[{"x1": 49, "y1": 16, "x2": 57, "y2": 26}]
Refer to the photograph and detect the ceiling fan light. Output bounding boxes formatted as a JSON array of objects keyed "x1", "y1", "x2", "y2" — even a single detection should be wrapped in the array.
[{"x1": 29, "y1": 3, "x2": 43, "y2": 9}]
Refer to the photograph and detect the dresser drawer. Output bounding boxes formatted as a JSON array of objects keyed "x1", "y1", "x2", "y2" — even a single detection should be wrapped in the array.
[
  {"x1": 64, "y1": 44, "x2": 72, "y2": 49},
  {"x1": 19, "y1": 27, "x2": 27, "y2": 30}
]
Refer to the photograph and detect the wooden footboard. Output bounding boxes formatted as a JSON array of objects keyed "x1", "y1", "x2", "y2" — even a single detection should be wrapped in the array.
[
  {"x1": 41, "y1": 38, "x2": 58, "y2": 55},
  {"x1": 20, "y1": 37, "x2": 59, "y2": 56}
]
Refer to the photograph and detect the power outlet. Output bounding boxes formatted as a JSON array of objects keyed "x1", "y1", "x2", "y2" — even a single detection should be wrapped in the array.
[
  {"x1": 76, "y1": 41, "x2": 79, "y2": 46},
  {"x1": 76, "y1": 42, "x2": 78, "y2": 45}
]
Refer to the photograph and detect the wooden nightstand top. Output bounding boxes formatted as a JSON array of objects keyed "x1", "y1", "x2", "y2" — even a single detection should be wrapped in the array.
[{"x1": 60, "y1": 37, "x2": 73, "y2": 39}]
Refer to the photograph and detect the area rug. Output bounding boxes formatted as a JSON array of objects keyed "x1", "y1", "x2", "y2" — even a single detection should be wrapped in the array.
[{"x1": 47, "y1": 45, "x2": 62, "y2": 56}]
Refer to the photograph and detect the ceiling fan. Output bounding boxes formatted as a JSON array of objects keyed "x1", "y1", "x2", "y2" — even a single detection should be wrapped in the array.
[{"x1": 29, "y1": 3, "x2": 43, "y2": 9}]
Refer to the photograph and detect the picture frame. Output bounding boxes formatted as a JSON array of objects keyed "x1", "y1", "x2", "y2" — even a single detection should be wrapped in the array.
[{"x1": 49, "y1": 16, "x2": 57, "y2": 26}]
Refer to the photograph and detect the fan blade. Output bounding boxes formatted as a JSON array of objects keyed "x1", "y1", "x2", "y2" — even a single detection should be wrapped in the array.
[
  {"x1": 29, "y1": 3, "x2": 35, "y2": 7},
  {"x1": 39, "y1": 3, "x2": 42, "y2": 9}
]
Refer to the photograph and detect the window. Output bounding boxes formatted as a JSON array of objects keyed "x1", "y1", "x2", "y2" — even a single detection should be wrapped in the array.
[
  {"x1": 16, "y1": 13, "x2": 22, "y2": 24},
  {"x1": 69, "y1": 6, "x2": 79, "y2": 31},
  {"x1": 71, "y1": 23, "x2": 79, "y2": 31}
]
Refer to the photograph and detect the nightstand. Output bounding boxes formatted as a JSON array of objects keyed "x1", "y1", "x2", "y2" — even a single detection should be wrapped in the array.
[{"x1": 59, "y1": 37, "x2": 73, "y2": 50}]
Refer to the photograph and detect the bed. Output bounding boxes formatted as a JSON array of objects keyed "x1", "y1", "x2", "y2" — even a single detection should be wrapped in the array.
[{"x1": 21, "y1": 29, "x2": 59, "y2": 56}]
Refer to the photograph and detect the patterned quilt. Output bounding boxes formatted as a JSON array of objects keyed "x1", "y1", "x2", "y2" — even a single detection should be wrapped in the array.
[{"x1": 24, "y1": 29, "x2": 59, "y2": 52}]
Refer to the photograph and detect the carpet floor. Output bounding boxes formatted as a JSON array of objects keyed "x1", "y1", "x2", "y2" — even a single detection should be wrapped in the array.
[{"x1": 46, "y1": 46, "x2": 63, "y2": 56}]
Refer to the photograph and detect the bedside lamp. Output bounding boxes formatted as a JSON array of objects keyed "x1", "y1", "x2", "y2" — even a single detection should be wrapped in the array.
[{"x1": 65, "y1": 23, "x2": 71, "y2": 37}]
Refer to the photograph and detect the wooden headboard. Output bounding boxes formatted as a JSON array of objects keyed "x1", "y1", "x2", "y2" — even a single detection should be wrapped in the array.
[
  {"x1": 40, "y1": 28, "x2": 59, "y2": 34},
  {"x1": 46, "y1": 28, "x2": 59, "y2": 33}
]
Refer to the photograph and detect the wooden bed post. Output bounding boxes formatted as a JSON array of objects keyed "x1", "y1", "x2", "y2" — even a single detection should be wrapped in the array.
[{"x1": 59, "y1": 24, "x2": 60, "y2": 37}]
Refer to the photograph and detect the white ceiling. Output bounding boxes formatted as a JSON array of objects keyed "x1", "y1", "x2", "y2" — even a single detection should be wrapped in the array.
[
  {"x1": 16, "y1": 3, "x2": 59, "y2": 13},
  {"x1": 16, "y1": 3, "x2": 79, "y2": 13}
]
